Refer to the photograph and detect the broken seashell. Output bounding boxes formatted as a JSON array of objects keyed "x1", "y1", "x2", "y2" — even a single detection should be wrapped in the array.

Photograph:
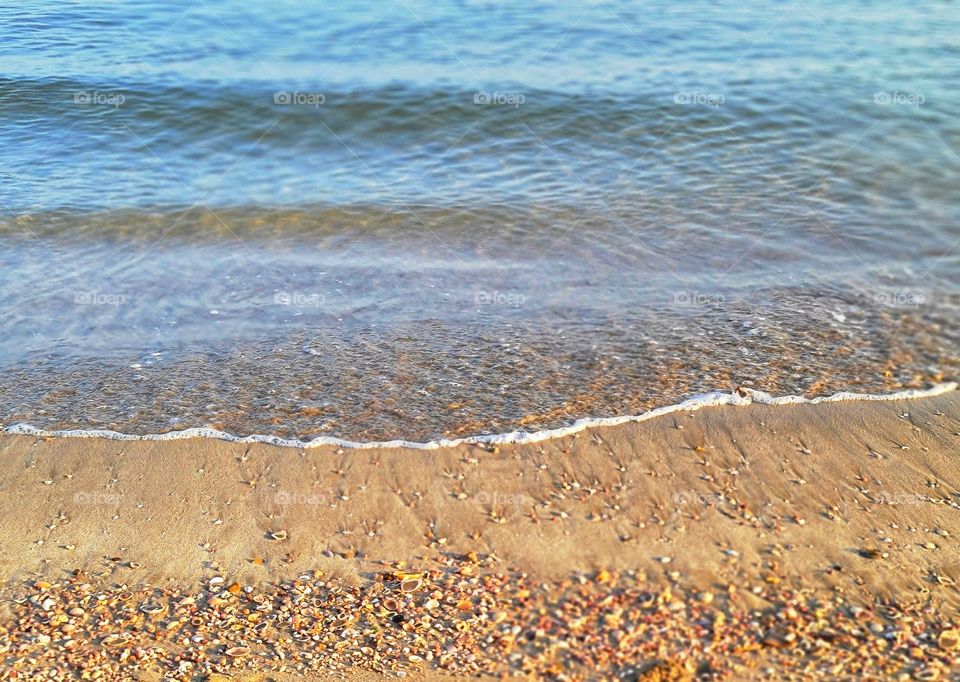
[
  {"x1": 400, "y1": 578, "x2": 422, "y2": 593},
  {"x1": 101, "y1": 634, "x2": 129, "y2": 648},
  {"x1": 939, "y1": 629, "x2": 960, "y2": 650}
]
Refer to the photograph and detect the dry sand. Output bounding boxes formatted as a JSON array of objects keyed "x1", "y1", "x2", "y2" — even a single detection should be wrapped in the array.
[{"x1": 1, "y1": 392, "x2": 959, "y2": 679}]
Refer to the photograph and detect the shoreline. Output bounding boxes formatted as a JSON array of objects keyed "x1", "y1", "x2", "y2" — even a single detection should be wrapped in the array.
[
  {"x1": 2, "y1": 391, "x2": 960, "y2": 679},
  {"x1": 5, "y1": 382, "x2": 956, "y2": 450}
]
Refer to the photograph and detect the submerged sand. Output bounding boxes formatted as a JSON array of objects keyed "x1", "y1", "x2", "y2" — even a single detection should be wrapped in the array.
[{"x1": 1, "y1": 392, "x2": 959, "y2": 679}]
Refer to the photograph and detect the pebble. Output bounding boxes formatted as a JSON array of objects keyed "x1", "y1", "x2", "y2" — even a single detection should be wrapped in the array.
[{"x1": 3, "y1": 553, "x2": 954, "y2": 681}]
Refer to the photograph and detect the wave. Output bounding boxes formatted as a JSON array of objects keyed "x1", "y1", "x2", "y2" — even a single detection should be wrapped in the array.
[
  {"x1": 6, "y1": 383, "x2": 956, "y2": 450},
  {"x1": 0, "y1": 203, "x2": 589, "y2": 241},
  {"x1": 1, "y1": 77, "x2": 717, "y2": 143},
  {"x1": 1, "y1": 77, "x2": 755, "y2": 211}
]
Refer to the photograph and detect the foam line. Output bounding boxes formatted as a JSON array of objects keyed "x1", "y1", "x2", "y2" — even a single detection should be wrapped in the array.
[{"x1": 4, "y1": 383, "x2": 956, "y2": 450}]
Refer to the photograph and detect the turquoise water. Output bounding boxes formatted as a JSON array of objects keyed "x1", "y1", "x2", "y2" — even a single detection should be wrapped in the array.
[{"x1": 0, "y1": 1, "x2": 958, "y2": 439}]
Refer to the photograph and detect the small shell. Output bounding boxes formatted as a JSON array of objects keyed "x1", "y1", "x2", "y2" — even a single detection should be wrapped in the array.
[
  {"x1": 225, "y1": 646, "x2": 250, "y2": 658},
  {"x1": 267, "y1": 530, "x2": 288, "y2": 541},
  {"x1": 140, "y1": 604, "x2": 165, "y2": 615},
  {"x1": 939, "y1": 629, "x2": 960, "y2": 650},
  {"x1": 400, "y1": 578, "x2": 422, "y2": 593},
  {"x1": 101, "y1": 634, "x2": 129, "y2": 648}
]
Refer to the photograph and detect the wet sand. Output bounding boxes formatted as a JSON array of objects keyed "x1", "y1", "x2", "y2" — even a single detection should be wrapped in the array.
[{"x1": 2, "y1": 392, "x2": 960, "y2": 679}]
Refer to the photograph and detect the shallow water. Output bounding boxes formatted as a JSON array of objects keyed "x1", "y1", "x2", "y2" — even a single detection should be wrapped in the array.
[{"x1": 1, "y1": 1, "x2": 958, "y2": 440}]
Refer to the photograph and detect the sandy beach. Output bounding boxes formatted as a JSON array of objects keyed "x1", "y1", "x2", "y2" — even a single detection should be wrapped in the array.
[
  {"x1": 2, "y1": 391, "x2": 959, "y2": 680},
  {"x1": 6, "y1": 1, "x2": 960, "y2": 680}
]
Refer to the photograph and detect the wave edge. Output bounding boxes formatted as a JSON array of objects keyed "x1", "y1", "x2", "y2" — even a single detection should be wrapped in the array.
[{"x1": 4, "y1": 383, "x2": 956, "y2": 450}]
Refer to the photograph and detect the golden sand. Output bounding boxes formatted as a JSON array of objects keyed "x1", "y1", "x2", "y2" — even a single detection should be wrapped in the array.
[{"x1": 1, "y1": 392, "x2": 959, "y2": 679}]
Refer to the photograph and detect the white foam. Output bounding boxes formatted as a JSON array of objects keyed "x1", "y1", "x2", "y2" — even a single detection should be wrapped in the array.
[{"x1": 4, "y1": 383, "x2": 956, "y2": 450}]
